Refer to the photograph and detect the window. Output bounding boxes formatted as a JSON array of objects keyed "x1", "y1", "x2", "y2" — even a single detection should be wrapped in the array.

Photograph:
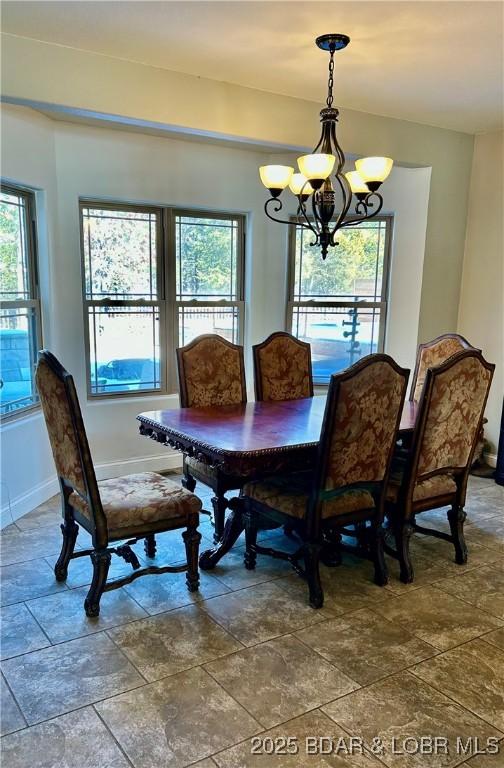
[
  {"x1": 81, "y1": 203, "x2": 244, "y2": 397},
  {"x1": 0, "y1": 184, "x2": 42, "y2": 419},
  {"x1": 287, "y1": 216, "x2": 392, "y2": 385}
]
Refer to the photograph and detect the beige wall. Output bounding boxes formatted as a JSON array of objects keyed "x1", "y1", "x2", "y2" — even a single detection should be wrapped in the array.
[
  {"x1": 458, "y1": 131, "x2": 504, "y2": 455},
  {"x1": 2, "y1": 33, "x2": 474, "y2": 342}
]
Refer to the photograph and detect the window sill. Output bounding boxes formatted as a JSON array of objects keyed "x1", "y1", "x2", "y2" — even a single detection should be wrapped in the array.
[{"x1": 0, "y1": 403, "x2": 42, "y2": 428}]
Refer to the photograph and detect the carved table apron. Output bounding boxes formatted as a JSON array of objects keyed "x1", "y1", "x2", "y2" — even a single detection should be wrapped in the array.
[{"x1": 137, "y1": 397, "x2": 418, "y2": 569}]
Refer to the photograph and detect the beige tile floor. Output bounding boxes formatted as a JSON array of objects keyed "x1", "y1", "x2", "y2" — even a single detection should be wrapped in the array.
[{"x1": 0, "y1": 474, "x2": 503, "y2": 767}]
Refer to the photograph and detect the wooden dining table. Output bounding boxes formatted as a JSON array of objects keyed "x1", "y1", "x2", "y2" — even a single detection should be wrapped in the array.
[{"x1": 137, "y1": 396, "x2": 418, "y2": 569}]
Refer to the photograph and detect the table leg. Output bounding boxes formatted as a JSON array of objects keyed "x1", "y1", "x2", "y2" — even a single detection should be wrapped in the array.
[{"x1": 199, "y1": 499, "x2": 244, "y2": 570}]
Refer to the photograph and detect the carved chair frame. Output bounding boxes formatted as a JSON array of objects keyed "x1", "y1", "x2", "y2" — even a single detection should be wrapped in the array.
[
  {"x1": 387, "y1": 348, "x2": 494, "y2": 583},
  {"x1": 409, "y1": 332, "x2": 476, "y2": 402},
  {"x1": 244, "y1": 354, "x2": 409, "y2": 608},
  {"x1": 253, "y1": 331, "x2": 314, "y2": 402},
  {"x1": 37, "y1": 351, "x2": 200, "y2": 617},
  {"x1": 176, "y1": 334, "x2": 247, "y2": 542}
]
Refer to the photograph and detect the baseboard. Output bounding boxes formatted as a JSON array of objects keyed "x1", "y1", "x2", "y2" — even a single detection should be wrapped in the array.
[
  {"x1": 0, "y1": 475, "x2": 60, "y2": 529},
  {"x1": 484, "y1": 452, "x2": 497, "y2": 469},
  {"x1": 0, "y1": 452, "x2": 183, "y2": 529}
]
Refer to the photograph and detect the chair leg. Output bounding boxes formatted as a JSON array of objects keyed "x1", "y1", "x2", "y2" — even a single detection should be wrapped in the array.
[
  {"x1": 144, "y1": 534, "x2": 156, "y2": 559},
  {"x1": 243, "y1": 510, "x2": 258, "y2": 570},
  {"x1": 448, "y1": 504, "x2": 468, "y2": 565},
  {"x1": 211, "y1": 494, "x2": 227, "y2": 543},
  {"x1": 183, "y1": 518, "x2": 201, "y2": 592},
  {"x1": 182, "y1": 471, "x2": 196, "y2": 493},
  {"x1": 304, "y1": 541, "x2": 324, "y2": 609},
  {"x1": 54, "y1": 519, "x2": 79, "y2": 581},
  {"x1": 371, "y1": 522, "x2": 388, "y2": 586},
  {"x1": 395, "y1": 521, "x2": 414, "y2": 583},
  {"x1": 84, "y1": 550, "x2": 111, "y2": 617}
]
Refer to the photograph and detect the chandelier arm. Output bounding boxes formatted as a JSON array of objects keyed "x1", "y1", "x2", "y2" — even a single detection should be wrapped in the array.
[
  {"x1": 329, "y1": 172, "x2": 353, "y2": 241},
  {"x1": 330, "y1": 122, "x2": 346, "y2": 174},
  {"x1": 310, "y1": 193, "x2": 323, "y2": 232},
  {"x1": 341, "y1": 193, "x2": 384, "y2": 226},
  {"x1": 297, "y1": 199, "x2": 319, "y2": 237},
  {"x1": 264, "y1": 198, "x2": 315, "y2": 231}
]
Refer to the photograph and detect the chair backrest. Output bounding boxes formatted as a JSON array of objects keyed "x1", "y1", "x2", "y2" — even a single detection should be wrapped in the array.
[
  {"x1": 253, "y1": 331, "x2": 313, "y2": 402},
  {"x1": 35, "y1": 351, "x2": 104, "y2": 533},
  {"x1": 176, "y1": 334, "x2": 247, "y2": 408},
  {"x1": 410, "y1": 333, "x2": 475, "y2": 401},
  {"x1": 411, "y1": 349, "x2": 494, "y2": 485},
  {"x1": 314, "y1": 354, "x2": 409, "y2": 511}
]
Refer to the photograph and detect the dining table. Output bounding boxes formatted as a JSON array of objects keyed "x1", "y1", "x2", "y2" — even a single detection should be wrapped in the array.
[{"x1": 137, "y1": 396, "x2": 418, "y2": 569}]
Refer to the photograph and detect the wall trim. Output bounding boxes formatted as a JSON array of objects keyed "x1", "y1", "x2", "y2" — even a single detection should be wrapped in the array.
[{"x1": 0, "y1": 451, "x2": 183, "y2": 529}]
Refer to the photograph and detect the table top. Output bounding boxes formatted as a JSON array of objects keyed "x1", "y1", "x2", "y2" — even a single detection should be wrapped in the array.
[{"x1": 138, "y1": 397, "x2": 418, "y2": 458}]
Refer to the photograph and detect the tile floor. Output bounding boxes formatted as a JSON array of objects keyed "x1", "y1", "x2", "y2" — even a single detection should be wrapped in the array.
[{"x1": 0, "y1": 474, "x2": 503, "y2": 767}]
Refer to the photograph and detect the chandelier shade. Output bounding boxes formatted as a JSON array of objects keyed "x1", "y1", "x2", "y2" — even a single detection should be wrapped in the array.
[
  {"x1": 258, "y1": 34, "x2": 394, "y2": 259},
  {"x1": 289, "y1": 173, "x2": 314, "y2": 198}
]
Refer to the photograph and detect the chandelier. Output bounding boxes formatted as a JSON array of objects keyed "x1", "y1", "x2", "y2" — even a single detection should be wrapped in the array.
[{"x1": 259, "y1": 34, "x2": 393, "y2": 259}]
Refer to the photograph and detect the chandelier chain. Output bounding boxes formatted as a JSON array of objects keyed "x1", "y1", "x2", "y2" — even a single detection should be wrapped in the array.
[{"x1": 326, "y1": 49, "x2": 335, "y2": 108}]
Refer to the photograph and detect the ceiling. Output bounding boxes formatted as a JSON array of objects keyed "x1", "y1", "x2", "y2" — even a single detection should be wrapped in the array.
[{"x1": 2, "y1": 1, "x2": 503, "y2": 134}]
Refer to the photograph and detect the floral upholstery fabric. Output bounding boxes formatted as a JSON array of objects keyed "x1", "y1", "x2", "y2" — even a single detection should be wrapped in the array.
[
  {"x1": 179, "y1": 337, "x2": 245, "y2": 407},
  {"x1": 35, "y1": 358, "x2": 87, "y2": 496},
  {"x1": 256, "y1": 335, "x2": 312, "y2": 401},
  {"x1": 325, "y1": 361, "x2": 405, "y2": 491},
  {"x1": 69, "y1": 472, "x2": 201, "y2": 533},
  {"x1": 417, "y1": 355, "x2": 492, "y2": 476},
  {"x1": 386, "y1": 473, "x2": 457, "y2": 503},
  {"x1": 185, "y1": 456, "x2": 219, "y2": 485},
  {"x1": 244, "y1": 472, "x2": 374, "y2": 521},
  {"x1": 413, "y1": 337, "x2": 468, "y2": 401}
]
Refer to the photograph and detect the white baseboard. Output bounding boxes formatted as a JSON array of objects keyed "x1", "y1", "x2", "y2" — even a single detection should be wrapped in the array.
[
  {"x1": 0, "y1": 452, "x2": 183, "y2": 529},
  {"x1": 484, "y1": 452, "x2": 497, "y2": 469}
]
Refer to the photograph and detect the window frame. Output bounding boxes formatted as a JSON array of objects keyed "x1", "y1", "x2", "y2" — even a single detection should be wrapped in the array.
[
  {"x1": 286, "y1": 214, "x2": 393, "y2": 386},
  {"x1": 80, "y1": 200, "x2": 245, "y2": 400},
  {"x1": 0, "y1": 182, "x2": 42, "y2": 422}
]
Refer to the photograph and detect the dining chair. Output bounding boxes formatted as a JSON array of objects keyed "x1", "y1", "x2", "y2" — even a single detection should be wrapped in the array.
[
  {"x1": 176, "y1": 333, "x2": 247, "y2": 542},
  {"x1": 386, "y1": 348, "x2": 494, "y2": 583},
  {"x1": 253, "y1": 331, "x2": 313, "y2": 401},
  {"x1": 409, "y1": 333, "x2": 475, "y2": 401},
  {"x1": 242, "y1": 354, "x2": 409, "y2": 608},
  {"x1": 36, "y1": 350, "x2": 202, "y2": 617}
]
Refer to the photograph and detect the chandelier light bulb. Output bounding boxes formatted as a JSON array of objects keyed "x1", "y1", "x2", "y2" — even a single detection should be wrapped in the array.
[
  {"x1": 355, "y1": 157, "x2": 394, "y2": 185},
  {"x1": 289, "y1": 173, "x2": 314, "y2": 197},
  {"x1": 345, "y1": 170, "x2": 369, "y2": 194},
  {"x1": 297, "y1": 154, "x2": 335, "y2": 188},
  {"x1": 259, "y1": 165, "x2": 294, "y2": 196}
]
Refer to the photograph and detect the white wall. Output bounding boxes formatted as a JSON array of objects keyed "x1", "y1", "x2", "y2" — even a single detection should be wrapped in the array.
[
  {"x1": 1, "y1": 104, "x2": 432, "y2": 524},
  {"x1": 458, "y1": 130, "x2": 504, "y2": 456},
  {"x1": 0, "y1": 106, "x2": 58, "y2": 525}
]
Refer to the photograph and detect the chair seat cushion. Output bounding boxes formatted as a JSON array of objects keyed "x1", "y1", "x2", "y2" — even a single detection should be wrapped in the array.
[
  {"x1": 386, "y1": 473, "x2": 457, "y2": 503},
  {"x1": 185, "y1": 456, "x2": 219, "y2": 485},
  {"x1": 243, "y1": 472, "x2": 375, "y2": 521},
  {"x1": 70, "y1": 472, "x2": 201, "y2": 532}
]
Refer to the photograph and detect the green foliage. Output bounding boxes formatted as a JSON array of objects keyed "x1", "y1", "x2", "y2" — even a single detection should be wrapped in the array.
[
  {"x1": 295, "y1": 223, "x2": 385, "y2": 298},
  {"x1": 0, "y1": 197, "x2": 26, "y2": 299},
  {"x1": 177, "y1": 219, "x2": 236, "y2": 299}
]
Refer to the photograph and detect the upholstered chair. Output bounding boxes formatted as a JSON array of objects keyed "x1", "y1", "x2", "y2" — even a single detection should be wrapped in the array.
[
  {"x1": 176, "y1": 334, "x2": 247, "y2": 542},
  {"x1": 242, "y1": 355, "x2": 409, "y2": 608},
  {"x1": 253, "y1": 331, "x2": 313, "y2": 402},
  {"x1": 36, "y1": 351, "x2": 202, "y2": 617},
  {"x1": 386, "y1": 349, "x2": 494, "y2": 583},
  {"x1": 410, "y1": 333, "x2": 475, "y2": 401}
]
